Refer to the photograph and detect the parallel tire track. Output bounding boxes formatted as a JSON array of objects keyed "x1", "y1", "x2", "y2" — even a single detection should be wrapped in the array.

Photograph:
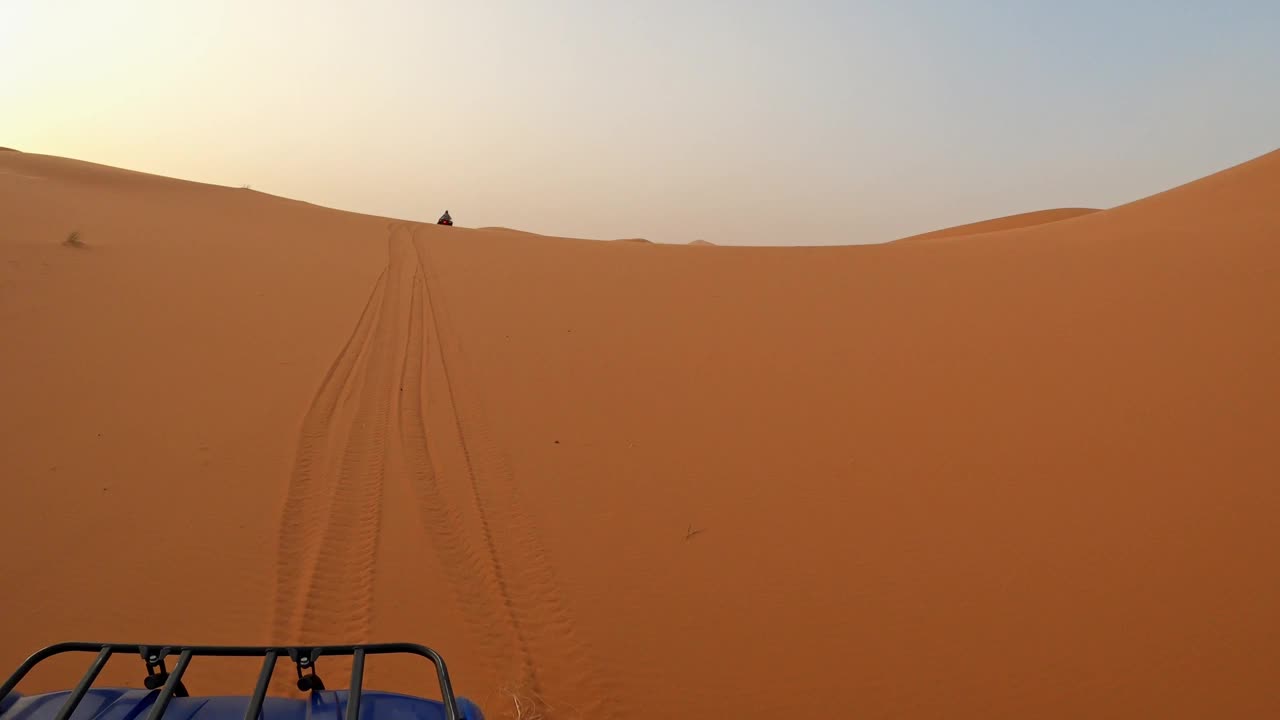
[
  {"x1": 409, "y1": 226, "x2": 621, "y2": 720},
  {"x1": 273, "y1": 221, "x2": 619, "y2": 718},
  {"x1": 396, "y1": 269, "x2": 511, "y2": 681},
  {"x1": 272, "y1": 262, "x2": 387, "y2": 646},
  {"x1": 272, "y1": 227, "x2": 414, "y2": 650},
  {"x1": 295, "y1": 230, "x2": 410, "y2": 641}
]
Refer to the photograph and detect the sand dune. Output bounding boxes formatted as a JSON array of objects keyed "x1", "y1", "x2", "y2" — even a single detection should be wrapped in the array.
[
  {"x1": 2, "y1": 149, "x2": 1278, "y2": 719},
  {"x1": 893, "y1": 207, "x2": 1101, "y2": 242}
]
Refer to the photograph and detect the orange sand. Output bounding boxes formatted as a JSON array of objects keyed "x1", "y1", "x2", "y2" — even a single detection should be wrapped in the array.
[{"x1": 2, "y1": 148, "x2": 1278, "y2": 719}]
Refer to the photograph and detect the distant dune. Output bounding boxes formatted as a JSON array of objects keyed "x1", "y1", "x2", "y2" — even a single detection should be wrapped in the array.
[
  {"x1": 894, "y1": 207, "x2": 1101, "y2": 242},
  {"x1": 2, "y1": 148, "x2": 1278, "y2": 720},
  {"x1": 473, "y1": 226, "x2": 547, "y2": 236},
  {"x1": 689, "y1": 239, "x2": 716, "y2": 246}
]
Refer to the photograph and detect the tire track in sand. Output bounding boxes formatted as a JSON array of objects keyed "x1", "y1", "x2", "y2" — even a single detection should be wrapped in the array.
[
  {"x1": 395, "y1": 266, "x2": 512, "y2": 677},
  {"x1": 405, "y1": 225, "x2": 622, "y2": 720},
  {"x1": 273, "y1": 222, "x2": 619, "y2": 718},
  {"x1": 272, "y1": 226, "x2": 416, "y2": 650}
]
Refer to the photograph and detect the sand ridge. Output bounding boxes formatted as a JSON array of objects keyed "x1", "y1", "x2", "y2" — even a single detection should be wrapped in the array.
[{"x1": 892, "y1": 207, "x2": 1102, "y2": 242}]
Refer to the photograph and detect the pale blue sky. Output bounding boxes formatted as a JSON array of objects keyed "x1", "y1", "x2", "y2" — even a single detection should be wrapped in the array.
[{"x1": 2, "y1": 1, "x2": 1277, "y2": 245}]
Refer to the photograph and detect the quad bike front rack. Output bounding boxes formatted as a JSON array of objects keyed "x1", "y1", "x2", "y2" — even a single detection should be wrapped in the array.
[{"x1": 0, "y1": 643, "x2": 464, "y2": 720}]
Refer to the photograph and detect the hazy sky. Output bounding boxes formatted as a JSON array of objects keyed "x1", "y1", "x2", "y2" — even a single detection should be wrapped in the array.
[{"x1": 3, "y1": 1, "x2": 1278, "y2": 245}]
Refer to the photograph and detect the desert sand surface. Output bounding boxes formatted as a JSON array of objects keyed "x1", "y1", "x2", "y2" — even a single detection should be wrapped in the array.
[
  {"x1": 893, "y1": 207, "x2": 1102, "y2": 243},
  {"x1": 2, "y1": 147, "x2": 1278, "y2": 719}
]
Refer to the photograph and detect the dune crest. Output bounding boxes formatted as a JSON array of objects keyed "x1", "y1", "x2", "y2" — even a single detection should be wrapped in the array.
[{"x1": 894, "y1": 207, "x2": 1100, "y2": 242}]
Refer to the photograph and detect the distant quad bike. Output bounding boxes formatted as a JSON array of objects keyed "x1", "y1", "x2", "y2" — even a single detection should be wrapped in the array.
[
  {"x1": 0, "y1": 643, "x2": 483, "y2": 720},
  {"x1": 437, "y1": 211, "x2": 453, "y2": 226}
]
